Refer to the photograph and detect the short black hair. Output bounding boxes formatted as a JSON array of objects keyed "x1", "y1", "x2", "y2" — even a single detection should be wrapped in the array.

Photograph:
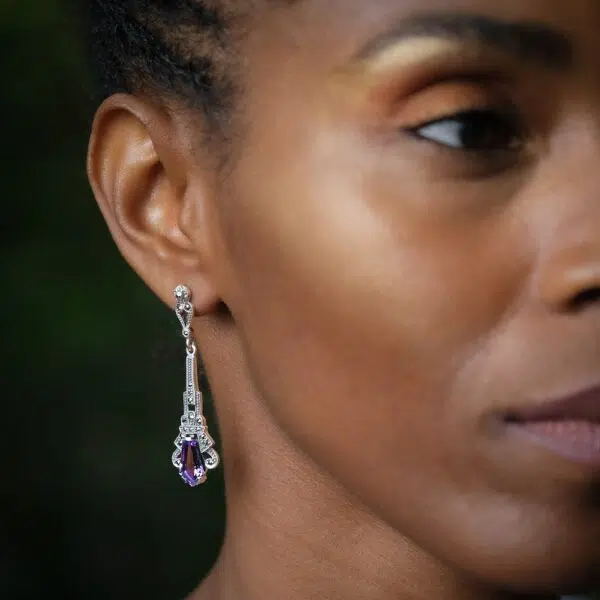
[{"x1": 89, "y1": 1, "x2": 252, "y2": 135}]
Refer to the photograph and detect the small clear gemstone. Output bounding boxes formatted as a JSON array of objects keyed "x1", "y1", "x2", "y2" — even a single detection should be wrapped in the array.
[
  {"x1": 174, "y1": 285, "x2": 190, "y2": 302},
  {"x1": 179, "y1": 436, "x2": 206, "y2": 486}
]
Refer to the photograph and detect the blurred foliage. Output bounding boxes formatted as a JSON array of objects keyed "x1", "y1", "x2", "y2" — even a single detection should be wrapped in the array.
[
  {"x1": 2, "y1": 2, "x2": 224, "y2": 598},
  {"x1": 2, "y1": 2, "x2": 599, "y2": 599}
]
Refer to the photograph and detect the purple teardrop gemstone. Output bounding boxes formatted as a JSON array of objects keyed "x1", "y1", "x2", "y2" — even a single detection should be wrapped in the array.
[{"x1": 179, "y1": 437, "x2": 206, "y2": 486}]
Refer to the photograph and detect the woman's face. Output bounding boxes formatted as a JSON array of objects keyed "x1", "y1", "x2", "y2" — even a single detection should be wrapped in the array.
[
  {"x1": 91, "y1": 0, "x2": 600, "y2": 593},
  {"x1": 209, "y1": 0, "x2": 600, "y2": 591}
]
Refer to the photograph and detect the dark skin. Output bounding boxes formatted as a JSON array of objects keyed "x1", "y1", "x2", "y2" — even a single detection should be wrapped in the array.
[{"x1": 87, "y1": 0, "x2": 600, "y2": 598}]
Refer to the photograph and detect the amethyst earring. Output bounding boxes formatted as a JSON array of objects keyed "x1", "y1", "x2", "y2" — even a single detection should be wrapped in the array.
[{"x1": 171, "y1": 285, "x2": 220, "y2": 486}]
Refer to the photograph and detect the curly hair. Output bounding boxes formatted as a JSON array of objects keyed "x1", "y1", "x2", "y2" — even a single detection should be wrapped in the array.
[{"x1": 88, "y1": 1, "x2": 277, "y2": 135}]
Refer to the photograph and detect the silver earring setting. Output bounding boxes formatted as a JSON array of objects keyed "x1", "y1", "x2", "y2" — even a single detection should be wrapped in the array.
[{"x1": 171, "y1": 285, "x2": 220, "y2": 486}]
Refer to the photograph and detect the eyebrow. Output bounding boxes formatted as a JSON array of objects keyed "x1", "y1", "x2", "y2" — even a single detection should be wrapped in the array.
[{"x1": 354, "y1": 12, "x2": 573, "y2": 71}]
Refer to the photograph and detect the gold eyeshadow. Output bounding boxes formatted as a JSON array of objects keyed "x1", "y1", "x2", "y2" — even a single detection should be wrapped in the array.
[
  {"x1": 359, "y1": 37, "x2": 465, "y2": 77},
  {"x1": 332, "y1": 35, "x2": 515, "y2": 122}
]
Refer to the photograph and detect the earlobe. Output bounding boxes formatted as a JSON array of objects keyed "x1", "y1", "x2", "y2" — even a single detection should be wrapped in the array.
[{"x1": 87, "y1": 94, "x2": 221, "y2": 313}]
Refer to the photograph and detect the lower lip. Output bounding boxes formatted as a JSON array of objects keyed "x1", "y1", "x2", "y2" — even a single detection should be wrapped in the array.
[{"x1": 505, "y1": 420, "x2": 600, "y2": 466}]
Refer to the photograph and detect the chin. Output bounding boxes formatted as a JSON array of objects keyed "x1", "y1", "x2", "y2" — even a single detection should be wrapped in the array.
[{"x1": 458, "y1": 535, "x2": 600, "y2": 597}]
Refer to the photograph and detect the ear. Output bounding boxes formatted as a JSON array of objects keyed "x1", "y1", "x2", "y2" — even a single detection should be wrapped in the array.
[{"x1": 87, "y1": 93, "x2": 221, "y2": 313}]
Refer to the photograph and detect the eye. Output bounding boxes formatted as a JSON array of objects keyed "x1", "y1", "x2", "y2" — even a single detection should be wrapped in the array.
[{"x1": 408, "y1": 108, "x2": 524, "y2": 152}]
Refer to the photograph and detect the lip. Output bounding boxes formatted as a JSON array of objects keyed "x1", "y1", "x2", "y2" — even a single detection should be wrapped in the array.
[
  {"x1": 506, "y1": 384, "x2": 600, "y2": 423},
  {"x1": 503, "y1": 384, "x2": 600, "y2": 466}
]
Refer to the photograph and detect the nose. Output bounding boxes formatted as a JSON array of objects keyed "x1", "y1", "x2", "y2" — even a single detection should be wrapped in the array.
[
  {"x1": 532, "y1": 114, "x2": 600, "y2": 314},
  {"x1": 536, "y1": 240, "x2": 600, "y2": 313}
]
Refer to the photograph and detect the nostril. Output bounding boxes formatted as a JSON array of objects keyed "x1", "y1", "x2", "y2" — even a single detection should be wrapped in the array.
[{"x1": 569, "y1": 287, "x2": 600, "y2": 311}]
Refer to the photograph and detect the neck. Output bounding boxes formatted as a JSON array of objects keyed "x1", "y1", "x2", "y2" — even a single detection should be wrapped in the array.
[{"x1": 190, "y1": 322, "x2": 556, "y2": 600}]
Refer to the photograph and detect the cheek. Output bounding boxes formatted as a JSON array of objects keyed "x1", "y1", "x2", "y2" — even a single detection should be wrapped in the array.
[{"x1": 218, "y1": 124, "x2": 526, "y2": 528}]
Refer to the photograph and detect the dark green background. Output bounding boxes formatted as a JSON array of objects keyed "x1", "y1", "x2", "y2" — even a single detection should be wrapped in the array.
[
  {"x1": 2, "y1": 2, "x2": 224, "y2": 598},
  {"x1": 2, "y1": 2, "x2": 598, "y2": 599}
]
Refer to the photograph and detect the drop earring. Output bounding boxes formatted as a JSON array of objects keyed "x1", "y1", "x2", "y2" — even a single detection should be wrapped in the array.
[{"x1": 171, "y1": 285, "x2": 220, "y2": 486}]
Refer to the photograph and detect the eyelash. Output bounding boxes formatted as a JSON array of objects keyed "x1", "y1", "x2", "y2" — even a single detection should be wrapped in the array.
[{"x1": 405, "y1": 107, "x2": 525, "y2": 153}]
